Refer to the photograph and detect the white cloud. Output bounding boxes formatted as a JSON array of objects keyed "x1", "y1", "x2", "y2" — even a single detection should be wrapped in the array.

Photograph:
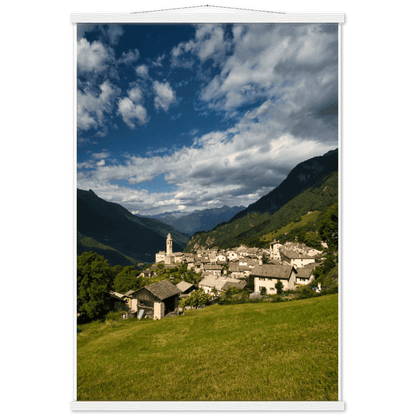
[
  {"x1": 135, "y1": 64, "x2": 149, "y2": 78},
  {"x1": 91, "y1": 152, "x2": 109, "y2": 159},
  {"x1": 127, "y1": 86, "x2": 143, "y2": 103},
  {"x1": 117, "y1": 97, "x2": 148, "y2": 129},
  {"x1": 152, "y1": 54, "x2": 166, "y2": 67},
  {"x1": 171, "y1": 25, "x2": 230, "y2": 68},
  {"x1": 96, "y1": 159, "x2": 106, "y2": 167},
  {"x1": 117, "y1": 83, "x2": 148, "y2": 129},
  {"x1": 153, "y1": 81, "x2": 176, "y2": 112},
  {"x1": 77, "y1": 81, "x2": 118, "y2": 132},
  {"x1": 107, "y1": 25, "x2": 124, "y2": 45},
  {"x1": 77, "y1": 38, "x2": 109, "y2": 72},
  {"x1": 118, "y1": 49, "x2": 140, "y2": 65}
]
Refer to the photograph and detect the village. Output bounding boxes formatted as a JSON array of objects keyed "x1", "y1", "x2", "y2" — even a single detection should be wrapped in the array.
[{"x1": 108, "y1": 233, "x2": 326, "y2": 320}]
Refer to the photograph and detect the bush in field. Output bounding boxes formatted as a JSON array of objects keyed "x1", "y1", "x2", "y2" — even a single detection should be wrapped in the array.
[
  {"x1": 181, "y1": 289, "x2": 211, "y2": 309},
  {"x1": 296, "y1": 284, "x2": 316, "y2": 299},
  {"x1": 105, "y1": 310, "x2": 123, "y2": 322}
]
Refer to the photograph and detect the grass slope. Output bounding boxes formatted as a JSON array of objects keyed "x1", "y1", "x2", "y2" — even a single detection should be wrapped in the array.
[
  {"x1": 260, "y1": 210, "x2": 321, "y2": 242},
  {"x1": 77, "y1": 294, "x2": 338, "y2": 401},
  {"x1": 77, "y1": 233, "x2": 138, "y2": 267}
]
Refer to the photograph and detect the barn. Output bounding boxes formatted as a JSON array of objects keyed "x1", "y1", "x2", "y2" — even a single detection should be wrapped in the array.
[{"x1": 131, "y1": 280, "x2": 181, "y2": 320}]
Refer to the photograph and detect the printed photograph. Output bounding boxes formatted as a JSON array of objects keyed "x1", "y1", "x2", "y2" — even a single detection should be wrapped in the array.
[{"x1": 76, "y1": 22, "x2": 339, "y2": 401}]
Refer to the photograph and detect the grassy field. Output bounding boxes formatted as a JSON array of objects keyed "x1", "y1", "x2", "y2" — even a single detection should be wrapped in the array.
[
  {"x1": 260, "y1": 210, "x2": 321, "y2": 242},
  {"x1": 77, "y1": 294, "x2": 338, "y2": 401}
]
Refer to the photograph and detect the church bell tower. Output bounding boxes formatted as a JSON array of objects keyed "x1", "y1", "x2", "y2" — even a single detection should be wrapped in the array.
[{"x1": 166, "y1": 233, "x2": 173, "y2": 256}]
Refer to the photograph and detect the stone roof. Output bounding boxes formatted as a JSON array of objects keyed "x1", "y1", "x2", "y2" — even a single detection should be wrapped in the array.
[
  {"x1": 204, "y1": 264, "x2": 222, "y2": 270},
  {"x1": 229, "y1": 263, "x2": 249, "y2": 272},
  {"x1": 199, "y1": 275, "x2": 227, "y2": 290},
  {"x1": 251, "y1": 264, "x2": 294, "y2": 280},
  {"x1": 176, "y1": 281, "x2": 195, "y2": 293},
  {"x1": 220, "y1": 279, "x2": 247, "y2": 291},
  {"x1": 296, "y1": 268, "x2": 313, "y2": 278},
  {"x1": 123, "y1": 289, "x2": 137, "y2": 298},
  {"x1": 141, "y1": 280, "x2": 181, "y2": 300},
  {"x1": 247, "y1": 248, "x2": 258, "y2": 254},
  {"x1": 280, "y1": 249, "x2": 316, "y2": 259}
]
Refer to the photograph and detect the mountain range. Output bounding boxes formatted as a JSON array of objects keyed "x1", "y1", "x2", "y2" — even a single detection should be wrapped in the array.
[
  {"x1": 138, "y1": 205, "x2": 246, "y2": 235},
  {"x1": 229, "y1": 149, "x2": 338, "y2": 222},
  {"x1": 184, "y1": 149, "x2": 338, "y2": 252},
  {"x1": 77, "y1": 189, "x2": 190, "y2": 265}
]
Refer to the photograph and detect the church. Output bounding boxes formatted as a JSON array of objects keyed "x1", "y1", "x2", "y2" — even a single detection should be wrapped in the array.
[{"x1": 155, "y1": 233, "x2": 177, "y2": 265}]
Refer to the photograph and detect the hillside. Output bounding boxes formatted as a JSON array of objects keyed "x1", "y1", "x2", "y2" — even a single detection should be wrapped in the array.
[
  {"x1": 77, "y1": 189, "x2": 191, "y2": 263},
  {"x1": 141, "y1": 205, "x2": 246, "y2": 235},
  {"x1": 77, "y1": 294, "x2": 338, "y2": 401},
  {"x1": 229, "y1": 148, "x2": 338, "y2": 222},
  {"x1": 185, "y1": 171, "x2": 338, "y2": 251},
  {"x1": 77, "y1": 232, "x2": 138, "y2": 267}
]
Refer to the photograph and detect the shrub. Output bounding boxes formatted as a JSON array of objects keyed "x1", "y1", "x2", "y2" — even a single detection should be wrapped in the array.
[{"x1": 105, "y1": 310, "x2": 123, "y2": 322}]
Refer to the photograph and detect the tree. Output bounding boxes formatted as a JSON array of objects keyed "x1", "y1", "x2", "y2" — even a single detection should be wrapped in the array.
[
  {"x1": 275, "y1": 280, "x2": 283, "y2": 294},
  {"x1": 261, "y1": 253, "x2": 271, "y2": 264},
  {"x1": 182, "y1": 289, "x2": 211, "y2": 309},
  {"x1": 304, "y1": 231, "x2": 322, "y2": 249},
  {"x1": 318, "y1": 203, "x2": 338, "y2": 249},
  {"x1": 77, "y1": 252, "x2": 113, "y2": 320},
  {"x1": 113, "y1": 265, "x2": 143, "y2": 294}
]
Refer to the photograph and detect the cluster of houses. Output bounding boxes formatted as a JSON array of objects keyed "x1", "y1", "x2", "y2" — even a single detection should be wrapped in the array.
[{"x1": 108, "y1": 235, "x2": 324, "y2": 321}]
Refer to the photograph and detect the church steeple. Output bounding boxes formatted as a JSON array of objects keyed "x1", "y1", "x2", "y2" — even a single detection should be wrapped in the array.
[{"x1": 166, "y1": 233, "x2": 172, "y2": 255}]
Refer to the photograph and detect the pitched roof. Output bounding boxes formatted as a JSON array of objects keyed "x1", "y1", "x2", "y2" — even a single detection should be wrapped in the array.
[
  {"x1": 280, "y1": 249, "x2": 316, "y2": 259},
  {"x1": 142, "y1": 280, "x2": 181, "y2": 300},
  {"x1": 229, "y1": 263, "x2": 249, "y2": 272},
  {"x1": 176, "y1": 281, "x2": 194, "y2": 293},
  {"x1": 296, "y1": 268, "x2": 313, "y2": 278},
  {"x1": 220, "y1": 279, "x2": 247, "y2": 291},
  {"x1": 199, "y1": 275, "x2": 226, "y2": 290},
  {"x1": 204, "y1": 264, "x2": 222, "y2": 270},
  {"x1": 123, "y1": 289, "x2": 137, "y2": 298},
  {"x1": 251, "y1": 264, "x2": 294, "y2": 280}
]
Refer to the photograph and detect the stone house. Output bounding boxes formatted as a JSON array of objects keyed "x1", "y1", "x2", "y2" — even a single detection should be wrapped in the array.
[
  {"x1": 227, "y1": 250, "x2": 238, "y2": 261},
  {"x1": 228, "y1": 263, "x2": 250, "y2": 279},
  {"x1": 279, "y1": 248, "x2": 317, "y2": 268},
  {"x1": 203, "y1": 264, "x2": 223, "y2": 276},
  {"x1": 251, "y1": 264, "x2": 297, "y2": 294},
  {"x1": 176, "y1": 281, "x2": 196, "y2": 296},
  {"x1": 216, "y1": 253, "x2": 227, "y2": 262},
  {"x1": 269, "y1": 240, "x2": 283, "y2": 260},
  {"x1": 109, "y1": 291, "x2": 128, "y2": 311},
  {"x1": 131, "y1": 280, "x2": 181, "y2": 320},
  {"x1": 295, "y1": 267, "x2": 315, "y2": 286}
]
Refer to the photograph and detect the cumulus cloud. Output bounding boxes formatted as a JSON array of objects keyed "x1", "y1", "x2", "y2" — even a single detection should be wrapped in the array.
[
  {"x1": 91, "y1": 152, "x2": 109, "y2": 159},
  {"x1": 171, "y1": 24, "x2": 231, "y2": 68},
  {"x1": 118, "y1": 49, "x2": 140, "y2": 65},
  {"x1": 153, "y1": 81, "x2": 176, "y2": 112},
  {"x1": 117, "y1": 97, "x2": 148, "y2": 129},
  {"x1": 107, "y1": 25, "x2": 124, "y2": 45},
  {"x1": 135, "y1": 64, "x2": 149, "y2": 78},
  {"x1": 77, "y1": 38, "x2": 109, "y2": 72},
  {"x1": 77, "y1": 81, "x2": 118, "y2": 132}
]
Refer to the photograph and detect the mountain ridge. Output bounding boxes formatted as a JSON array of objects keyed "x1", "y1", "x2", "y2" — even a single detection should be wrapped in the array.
[{"x1": 77, "y1": 189, "x2": 190, "y2": 263}]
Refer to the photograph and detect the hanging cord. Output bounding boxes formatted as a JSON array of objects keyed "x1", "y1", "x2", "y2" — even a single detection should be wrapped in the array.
[{"x1": 130, "y1": 5, "x2": 285, "y2": 15}]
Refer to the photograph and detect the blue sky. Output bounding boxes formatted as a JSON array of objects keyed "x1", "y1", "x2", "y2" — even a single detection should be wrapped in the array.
[{"x1": 77, "y1": 23, "x2": 338, "y2": 215}]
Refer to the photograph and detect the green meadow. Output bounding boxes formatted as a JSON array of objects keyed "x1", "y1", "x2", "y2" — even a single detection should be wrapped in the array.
[{"x1": 77, "y1": 294, "x2": 338, "y2": 401}]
